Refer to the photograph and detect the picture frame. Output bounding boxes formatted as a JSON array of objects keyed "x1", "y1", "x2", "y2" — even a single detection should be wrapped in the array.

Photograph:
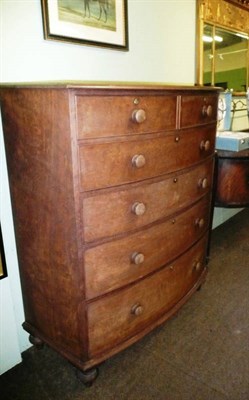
[
  {"x1": 41, "y1": 0, "x2": 128, "y2": 50},
  {"x1": 0, "y1": 225, "x2": 7, "y2": 280},
  {"x1": 224, "y1": 0, "x2": 249, "y2": 12}
]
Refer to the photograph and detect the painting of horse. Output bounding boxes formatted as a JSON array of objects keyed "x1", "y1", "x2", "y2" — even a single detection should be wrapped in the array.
[
  {"x1": 42, "y1": 0, "x2": 128, "y2": 50},
  {"x1": 58, "y1": 0, "x2": 115, "y2": 30}
]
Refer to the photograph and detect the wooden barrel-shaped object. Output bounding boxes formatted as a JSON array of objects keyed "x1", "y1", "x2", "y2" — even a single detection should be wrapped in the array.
[{"x1": 215, "y1": 149, "x2": 249, "y2": 207}]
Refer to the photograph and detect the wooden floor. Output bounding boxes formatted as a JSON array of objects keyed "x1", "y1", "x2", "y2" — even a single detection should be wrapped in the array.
[{"x1": 1, "y1": 209, "x2": 249, "y2": 400}]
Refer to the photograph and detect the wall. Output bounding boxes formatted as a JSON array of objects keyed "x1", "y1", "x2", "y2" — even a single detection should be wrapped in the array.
[
  {"x1": 0, "y1": 118, "x2": 23, "y2": 374},
  {"x1": 1, "y1": 0, "x2": 196, "y2": 84},
  {"x1": 0, "y1": 0, "x2": 240, "y2": 374}
]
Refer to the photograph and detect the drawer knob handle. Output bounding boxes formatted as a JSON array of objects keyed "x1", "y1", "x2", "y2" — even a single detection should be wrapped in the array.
[
  {"x1": 195, "y1": 218, "x2": 205, "y2": 228},
  {"x1": 132, "y1": 154, "x2": 146, "y2": 168},
  {"x1": 198, "y1": 177, "x2": 208, "y2": 189},
  {"x1": 193, "y1": 260, "x2": 202, "y2": 272},
  {"x1": 132, "y1": 202, "x2": 146, "y2": 216},
  {"x1": 200, "y1": 140, "x2": 210, "y2": 151},
  {"x1": 202, "y1": 104, "x2": 212, "y2": 117},
  {"x1": 132, "y1": 109, "x2": 146, "y2": 124},
  {"x1": 131, "y1": 303, "x2": 143, "y2": 316},
  {"x1": 131, "y1": 252, "x2": 145, "y2": 265}
]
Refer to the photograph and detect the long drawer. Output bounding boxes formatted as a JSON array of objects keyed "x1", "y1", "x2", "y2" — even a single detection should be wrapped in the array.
[
  {"x1": 75, "y1": 94, "x2": 177, "y2": 139},
  {"x1": 87, "y1": 234, "x2": 208, "y2": 356},
  {"x1": 82, "y1": 158, "x2": 213, "y2": 242},
  {"x1": 79, "y1": 125, "x2": 216, "y2": 191},
  {"x1": 84, "y1": 195, "x2": 211, "y2": 299}
]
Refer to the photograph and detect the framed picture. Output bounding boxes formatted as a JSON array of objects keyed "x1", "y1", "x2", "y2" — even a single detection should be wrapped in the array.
[
  {"x1": 0, "y1": 225, "x2": 7, "y2": 280},
  {"x1": 41, "y1": 0, "x2": 128, "y2": 50}
]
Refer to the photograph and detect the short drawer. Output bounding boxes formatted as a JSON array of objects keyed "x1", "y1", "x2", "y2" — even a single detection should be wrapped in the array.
[
  {"x1": 75, "y1": 94, "x2": 177, "y2": 139},
  {"x1": 84, "y1": 195, "x2": 211, "y2": 299},
  {"x1": 180, "y1": 95, "x2": 218, "y2": 127},
  {"x1": 79, "y1": 125, "x2": 216, "y2": 191},
  {"x1": 87, "y1": 234, "x2": 208, "y2": 356},
  {"x1": 82, "y1": 157, "x2": 214, "y2": 242}
]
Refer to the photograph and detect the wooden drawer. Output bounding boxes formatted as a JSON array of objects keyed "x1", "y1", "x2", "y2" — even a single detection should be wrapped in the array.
[
  {"x1": 75, "y1": 95, "x2": 177, "y2": 139},
  {"x1": 84, "y1": 195, "x2": 211, "y2": 299},
  {"x1": 82, "y1": 158, "x2": 214, "y2": 242},
  {"x1": 79, "y1": 125, "x2": 216, "y2": 191},
  {"x1": 87, "y1": 234, "x2": 208, "y2": 356},
  {"x1": 180, "y1": 95, "x2": 218, "y2": 127}
]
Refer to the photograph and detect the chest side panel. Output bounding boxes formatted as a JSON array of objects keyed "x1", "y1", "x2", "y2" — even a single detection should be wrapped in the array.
[{"x1": 0, "y1": 88, "x2": 85, "y2": 358}]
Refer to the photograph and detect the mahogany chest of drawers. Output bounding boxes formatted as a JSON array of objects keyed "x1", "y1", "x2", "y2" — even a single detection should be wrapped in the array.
[{"x1": 0, "y1": 83, "x2": 219, "y2": 384}]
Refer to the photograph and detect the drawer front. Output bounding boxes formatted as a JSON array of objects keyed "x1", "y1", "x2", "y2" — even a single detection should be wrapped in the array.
[
  {"x1": 79, "y1": 125, "x2": 216, "y2": 191},
  {"x1": 84, "y1": 195, "x2": 211, "y2": 299},
  {"x1": 82, "y1": 158, "x2": 214, "y2": 242},
  {"x1": 75, "y1": 95, "x2": 177, "y2": 139},
  {"x1": 87, "y1": 235, "x2": 208, "y2": 356},
  {"x1": 180, "y1": 95, "x2": 218, "y2": 127}
]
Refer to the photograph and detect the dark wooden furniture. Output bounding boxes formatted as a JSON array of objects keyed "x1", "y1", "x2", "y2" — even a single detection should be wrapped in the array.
[
  {"x1": 0, "y1": 83, "x2": 219, "y2": 384},
  {"x1": 215, "y1": 149, "x2": 249, "y2": 207}
]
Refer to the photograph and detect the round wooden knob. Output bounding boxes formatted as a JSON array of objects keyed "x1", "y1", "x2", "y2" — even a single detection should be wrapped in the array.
[
  {"x1": 131, "y1": 303, "x2": 143, "y2": 316},
  {"x1": 193, "y1": 260, "x2": 202, "y2": 272},
  {"x1": 195, "y1": 218, "x2": 205, "y2": 228},
  {"x1": 202, "y1": 104, "x2": 212, "y2": 117},
  {"x1": 132, "y1": 202, "x2": 146, "y2": 216},
  {"x1": 132, "y1": 154, "x2": 146, "y2": 168},
  {"x1": 132, "y1": 109, "x2": 146, "y2": 124},
  {"x1": 198, "y1": 177, "x2": 208, "y2": 189},
  {"x1": 131, "y1": 252, "x2": 145, "y2": 265},
  {"x1": 200, "y1": 140, "x2": 210, "y2": 151}
]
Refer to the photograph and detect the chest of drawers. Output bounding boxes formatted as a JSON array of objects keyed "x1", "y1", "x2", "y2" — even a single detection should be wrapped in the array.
[{"x1": 0, "y1": 83, "x2": 219, "y2": 384}]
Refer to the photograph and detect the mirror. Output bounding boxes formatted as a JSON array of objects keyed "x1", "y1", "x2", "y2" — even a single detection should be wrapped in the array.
[
  {"x1": 196, "y1": 0, "x2": 249, "y2": 92},
  {"x1": 202, "y1": 24, "x2": 249, "y2": 91}
]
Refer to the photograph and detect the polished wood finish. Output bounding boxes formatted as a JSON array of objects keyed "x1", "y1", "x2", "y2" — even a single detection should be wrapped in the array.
[
  {"x1": 88, "y1": 235, "x2": 208, "y2": 356},
  {"x1": 84, "y1": 195, "x2": 211, "y2": 299},
  {"x1": 180, "y1": 94, "x2": 217, "y2": 127},
  {"x1": 75, "y1": 94, "x2": 177, "y2": 138},
  {"x1": 0, "y1": 83, "x2": 218, "y2": 384},
  {"x1": 79, "y1": 125, "x2": 216, "y2": 191},
  {"x1": 82, "y1": 158, "x2": 213, "y2": 242},
  {"x1": 215, "y1": 149, "x2": 249, "y2": 207}
]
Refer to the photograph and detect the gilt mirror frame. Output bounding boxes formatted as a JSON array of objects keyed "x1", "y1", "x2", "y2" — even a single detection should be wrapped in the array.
[{"x1": 196, "y1": 0, "x2": 249, "y2": 91}]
